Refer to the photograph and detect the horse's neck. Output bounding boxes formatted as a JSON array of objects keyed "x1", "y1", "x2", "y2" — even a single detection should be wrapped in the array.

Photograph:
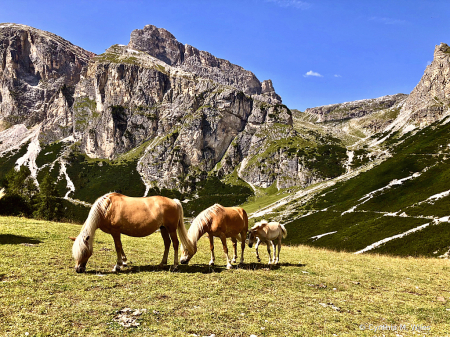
[{"x1": 188, "y1": 222, "x2": 208, "y2": 247}]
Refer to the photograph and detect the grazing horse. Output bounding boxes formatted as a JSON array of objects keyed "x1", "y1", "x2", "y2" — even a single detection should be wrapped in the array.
[
  {"x1": 70, "y1": 193, "x2": 191, "y2": 273},
  {"x1": 248, "y1": 220, "x2": 287, "y2": 264},
  {"x1": 180, "y1": 204, "x2": 248, "y2": 269}
]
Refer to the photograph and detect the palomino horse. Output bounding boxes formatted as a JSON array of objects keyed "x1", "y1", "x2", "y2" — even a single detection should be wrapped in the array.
[
  {"x1": 248, "y1": 220, "x2": 287, "y2": 264},
  {"x1": 180, "y1": 204, "x2": 248, "y2": 269},
  {"x1": 70, "y1": 193, "x2": 191, "y2": 273}
]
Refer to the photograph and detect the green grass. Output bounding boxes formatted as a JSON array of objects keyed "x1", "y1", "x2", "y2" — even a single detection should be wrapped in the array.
[
  {"x1": 1, "y1": 216, "x2": 449, "y2": 336},
  {"x1": 65, "y1": 153, "x2": 146, "y2": 204}
]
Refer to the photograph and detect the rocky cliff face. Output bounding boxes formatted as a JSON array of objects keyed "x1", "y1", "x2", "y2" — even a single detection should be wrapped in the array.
[
  {"x1": 0, "y1": 23, "x2": 92, "y2": 140},
  {"x1": 387, "y1": 43, "x2": 450, "y2": 132},
  {"x1": 128, "y1": 25, "x2": 264, "y2": 96},
  {"x1": 0, "y1": 23, "x2": 301, "y2": 194},
  {"x1": 305, "y1": 94, "x2": 407, "y2": 123}
]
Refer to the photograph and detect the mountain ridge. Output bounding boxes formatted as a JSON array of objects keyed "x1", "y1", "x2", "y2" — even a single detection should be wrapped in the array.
[{"x1": 1, "y1": 24, "x2": 450, "y2": 256}]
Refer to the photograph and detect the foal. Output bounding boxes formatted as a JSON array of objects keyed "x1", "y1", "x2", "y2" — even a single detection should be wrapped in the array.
[{"x1": 248, "y1": 220, "x2": 287, "y2": 264}]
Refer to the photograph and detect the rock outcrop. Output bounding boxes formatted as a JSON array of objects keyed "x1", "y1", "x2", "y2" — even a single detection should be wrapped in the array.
[
  {"x1": 0, "y1": 23, "x2": 92, "y2": 141},
  {"x1": 305, "y1": 94, "x2": 408, "y2": 123},
  {"x1": 128, "y1": 24, "x2": 263, "y2": 96},
  {"x1": 388, "y1": 43, "x2": 450, "y2": 131}
]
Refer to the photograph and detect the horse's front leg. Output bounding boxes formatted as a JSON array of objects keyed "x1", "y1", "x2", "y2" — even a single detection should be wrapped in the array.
[
  {"x1": 208, "y1": 234, "x2": 215, "y2": 266},
  {"x1": 231, "y1": 237, "x2": 238, "y2": 263},
  {"x1": 112, "y1": 233, "x2": 125, "y2": 272},
  {"x1": 255, "y1": 237, "x2": 261, "y2": 262},
  {"x1": 240, "y1": 230, "x2": 246, "y2": 264},
  {"x1": 219, "y1": 234, "x2": 232, "y2": 269},
  {"x1": 159, "y1": 226, "x2": 171, "y2": 266}
]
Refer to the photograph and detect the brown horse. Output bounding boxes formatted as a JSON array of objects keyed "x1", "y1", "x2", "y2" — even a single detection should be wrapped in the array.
[
  {"x1": 180, "y1": 204, "x2": 248, "y2": 269},
  {"x1": 70, "y1": 193, "x2": 191, "y2": 273}
]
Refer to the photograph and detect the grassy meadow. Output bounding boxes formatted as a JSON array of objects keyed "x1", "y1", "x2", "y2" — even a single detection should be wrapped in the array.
[{"x1": 1, "y1": 217, "x2": 449, "y2": 336}]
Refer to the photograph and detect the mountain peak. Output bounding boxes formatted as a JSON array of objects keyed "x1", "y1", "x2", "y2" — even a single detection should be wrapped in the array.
[{"x1": 128, "y1": 24, "x2": 266, "y2": 95}]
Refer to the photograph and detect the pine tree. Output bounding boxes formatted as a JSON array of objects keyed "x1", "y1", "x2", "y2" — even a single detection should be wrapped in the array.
[
  {"x1": 0, "y1": 166, "x2": 38, "y2": 216},
  {"x1": 33, "y1": 172, "x2": 63, "y2": 221}
]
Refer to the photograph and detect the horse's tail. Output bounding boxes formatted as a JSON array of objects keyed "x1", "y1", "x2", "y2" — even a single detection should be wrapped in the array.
[
  {"x1": 0, "y1": 188, "x2": 5, "y2": 200},
  {"x1": 280, "y1": 224, "x2": 288, "y2": 239},
  {"x1": 72, "y1": 193, "x2": 112, "y2": 260},
  {"x1": 239, "y1": 208, "x2": 249, "y2": 243},
  {"x1": 173, "y1": 199, "x2": 195, "y2": 255}
]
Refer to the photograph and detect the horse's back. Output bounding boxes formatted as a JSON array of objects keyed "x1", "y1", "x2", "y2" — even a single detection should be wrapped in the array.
[{"x1": 103, "y1": 194, "x2": 180, "y2": 236}]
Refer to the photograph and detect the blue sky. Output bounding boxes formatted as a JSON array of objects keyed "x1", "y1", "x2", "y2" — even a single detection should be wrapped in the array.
[{"x1": 1, "y1": 0, "x2": 449, "y2": 110}]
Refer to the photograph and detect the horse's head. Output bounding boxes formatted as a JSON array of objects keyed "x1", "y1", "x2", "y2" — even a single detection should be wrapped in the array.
[
  {"x1": 248, "y1": 230, "x2": 258, "y2": 248},
  {"x1": 248, "y1": 220, "x2": 267, "y2": 247},
  {"x1": 70, "y1": 234, "x2": 93, "y2": 273},
  {"x1": 180, "y1": 245, "x2": 197, "y2": 265}
]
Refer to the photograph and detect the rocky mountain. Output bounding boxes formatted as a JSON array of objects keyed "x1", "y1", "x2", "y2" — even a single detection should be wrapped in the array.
[
  {"x1": 248, "y1": 43, "x2": 450, "y2": 257},
  {"x1": 304, "y1": 93, "x2": 407, "y2": 123},
  {"x1": 1, "y1": 23, "x2": 345, "y2": 209},
  {"x1": 384, "y1": 43, "x2": 450, "y2": 133},
  {"x1": 2, "y1": 23, "x2": 450, "y2": 257},
  {"x1": 0, "y1": 23, "x2": 92, "y2": 134}
]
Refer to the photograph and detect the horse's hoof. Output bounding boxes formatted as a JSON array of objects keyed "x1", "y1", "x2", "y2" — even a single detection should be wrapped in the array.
[
  {"x1": 122, "y1": 262, "x2": 127, "y2": 267},
  {"x1": 226, "y1": 265, "x2": 232, "y2": 270},
  {"x1": 231, "y1": 259, "x2": 237, "y2": 263},
  {"x1": 209, "y1": 262, "x2": 215, "y2": 266},
  {"x1": 257, "y1": 258, "x2": 261, "y2": 263},
  {"x1": 112, "y1": 265, "x2": 121, "y2": 272}
]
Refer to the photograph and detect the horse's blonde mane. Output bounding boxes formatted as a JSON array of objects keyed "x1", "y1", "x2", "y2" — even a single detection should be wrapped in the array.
[
  {"x1": 187, "y1": 204, "x2": 224, "y2": 246},
  {"x1": 252, "y1": 219, "x2": 268, "y2": 230},
  {"x1": 72, "y1": 193, "x2": 112, "y2": 261}
]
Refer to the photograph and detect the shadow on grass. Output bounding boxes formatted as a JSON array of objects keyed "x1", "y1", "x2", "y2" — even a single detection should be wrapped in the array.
[
  {"x1": 84, "y1": 262, "x2": 307, "y2": 275},
  {"x1": 0, "y1": 234, "x2": 42, "y2": 245}
]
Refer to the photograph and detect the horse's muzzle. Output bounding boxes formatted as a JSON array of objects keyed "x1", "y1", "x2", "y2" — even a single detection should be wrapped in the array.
[
  {"x1": 180, "y1": 259, "x2": 189, "y2": 265},
  {"x1": 248, "y1": 243, "x2": 253, "y2": 248},
  {"x1": 75, "y1": 263, "x2": 86, "y2": 273}
]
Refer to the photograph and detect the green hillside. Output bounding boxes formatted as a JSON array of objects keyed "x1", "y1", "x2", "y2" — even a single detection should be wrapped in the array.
[{"x1": 261, "y1": 118, "x2": 450, "y2": 257}]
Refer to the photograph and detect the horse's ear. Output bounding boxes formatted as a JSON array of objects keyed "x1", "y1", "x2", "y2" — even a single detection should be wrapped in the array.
[{"x1": 68, "y1": 236, "x2": 76, "y2": 241}]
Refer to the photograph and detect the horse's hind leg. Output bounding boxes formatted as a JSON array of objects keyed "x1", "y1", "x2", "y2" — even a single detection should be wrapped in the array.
[
  {"x1": 271, "y1": 240, "x2": 276, "y2": 264},
  {"x1": 159, "y1": 226, "x2": 171, "y2": 266},
  {"x1": 219, "y1": 234, "x2": 232, "y2": 269},
  {"x1": 112, "y1": 233, "x2": 125, "y2": 272},
  {"x1": 276, "y1": 236, "x2": 282, "y2": 264},
  {"x1": 168, "y1": 228, "x2": 179, "y2": 267},
  {"x1": 267, "y1": 241, "x2": 272, "y2": 264},
  {"x1": 231, "y1": 238, "x2": 237, "y2": 263}
]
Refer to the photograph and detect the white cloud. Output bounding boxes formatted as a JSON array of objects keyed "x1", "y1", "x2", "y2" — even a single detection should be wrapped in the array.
[
  {"x1": 265, "y1": 0, "x2": 311, "y2": 9},
  {"x1": 369, "y1": 17, "x2": 406, "y2": 25},
  {"x1": 304, "y1": 70, "x2": 323, "y2": 78},
  {"x1": 334, "y1": 74, "x2": 342, "y2": 78},
  {"x1": 426, "y1": 60, "x2": 432, "y2": 66}
]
